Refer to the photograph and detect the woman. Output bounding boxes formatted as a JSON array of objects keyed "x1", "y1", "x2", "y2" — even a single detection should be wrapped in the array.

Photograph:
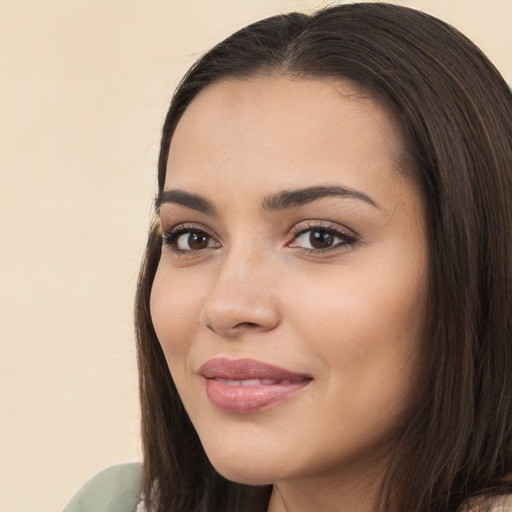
[{"x1": 64, "y1": 3, "x2": 512, "y2": 511}]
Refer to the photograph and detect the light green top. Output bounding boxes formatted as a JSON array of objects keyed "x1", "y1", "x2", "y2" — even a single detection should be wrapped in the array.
[
  {"x1": 63, "y1": 463, "x2": 142, "y2": 512},
  {"x1": 63, "y1": 463, "x2": 512, "y2": 512}
]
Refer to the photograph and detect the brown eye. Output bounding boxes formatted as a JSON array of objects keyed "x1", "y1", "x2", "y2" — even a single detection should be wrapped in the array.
[
  {"x1": 186, "y1": 232, "x2": 211, "y2": 250},
  {"x1": 289, "y1": 224, "x2": 356, "y2": 252},
  {"x1": 163, "y1": 228, "x2": 219, "y2": 252},
  {"x1": 309, "y1": 229, "x2": 336, "y2": 249}
]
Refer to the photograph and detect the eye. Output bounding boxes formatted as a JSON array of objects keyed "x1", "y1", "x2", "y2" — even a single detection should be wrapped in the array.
[
  {"x1": 163, "y1": 226, "x2": 219, "y2": 253},
  {"x1": 288, "y1": 223, "x2": 357, "y2": 252}
]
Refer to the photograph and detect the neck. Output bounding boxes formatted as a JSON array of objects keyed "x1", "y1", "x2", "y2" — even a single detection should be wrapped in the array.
[{"x1": 266, "y1": 457, "x2": 390, "y2": 512}]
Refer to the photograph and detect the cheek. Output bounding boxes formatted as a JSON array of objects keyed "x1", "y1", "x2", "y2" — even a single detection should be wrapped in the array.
[
  {"x1": 150, "y1": 264, "x2": 204, "y2": 362},
  {"x1": 287, "y1": 261, "x2": 426, "y2": 343},
  {"x1": 284, "y1": 256, "x2": 428, "y2": 405}
]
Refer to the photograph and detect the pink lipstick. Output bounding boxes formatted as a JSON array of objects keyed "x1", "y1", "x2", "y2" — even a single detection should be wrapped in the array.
[{"x1": 199, "y1": 358, "x2": 312, "y2": 413}]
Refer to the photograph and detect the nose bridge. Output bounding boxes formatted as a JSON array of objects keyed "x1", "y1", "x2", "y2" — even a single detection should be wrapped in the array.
[
  {"x1": 201, "y1": 239, "x2": 280, "y2": 335},
  {"x1": 219, "y1": 239, "x2": 265, "y2": 286}
]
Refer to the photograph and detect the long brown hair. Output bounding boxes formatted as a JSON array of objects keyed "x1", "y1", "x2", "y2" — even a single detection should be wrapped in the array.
[{"x1": 135, "y1": 4, "x2": 512, "y2": 511}]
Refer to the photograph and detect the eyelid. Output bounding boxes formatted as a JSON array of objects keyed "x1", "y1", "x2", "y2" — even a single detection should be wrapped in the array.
[
  {"x1": 159, "y1": 218, "x2": 358, "y2": 256},
  {"x1": 289, "y1": 220, "x2": 357, "y2": 238},
  {"x1": 161, "y1": 222, "x2": 221, "y2": 254},
  {"x1": 287, "y1": 220, "x2": 358, "y2": 252},
  {"x1": 161, "y1": 221, "x2": 217, "y2": 237}
]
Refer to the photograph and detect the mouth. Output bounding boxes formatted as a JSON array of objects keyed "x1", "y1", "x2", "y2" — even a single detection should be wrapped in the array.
[{"x1": 198, "y1": 358, "x2": 312, "y2": 413}]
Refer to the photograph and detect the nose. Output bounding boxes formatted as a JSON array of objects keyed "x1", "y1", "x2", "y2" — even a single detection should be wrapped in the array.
[{"x1": 200, "y1": 249, "x2": 281, "y2": 338}]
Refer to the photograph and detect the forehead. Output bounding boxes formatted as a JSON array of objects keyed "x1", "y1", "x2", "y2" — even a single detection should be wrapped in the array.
[
  {"x1": 166, "y1": 76, "x2": 410, "y2": 202},
  {"x1": 174, "y1": 76, "x2": 402, "y2": 146}
]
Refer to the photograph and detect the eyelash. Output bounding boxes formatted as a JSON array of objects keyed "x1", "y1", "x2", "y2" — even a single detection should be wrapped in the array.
[
  {"x1": 288, "y1": 221, "x2": 358, "y2": 254},
  {"x1": 162, "y1": 224, "x2": 218, "y2": 254},
  {"x1": 161, "y1": 221, "x2": 357, "y2": 255}
]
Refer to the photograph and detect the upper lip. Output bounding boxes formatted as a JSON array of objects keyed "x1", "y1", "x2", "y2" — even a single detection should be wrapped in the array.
[{"x1": 199, "y1": 358, "x2": 312, "y2": 381}]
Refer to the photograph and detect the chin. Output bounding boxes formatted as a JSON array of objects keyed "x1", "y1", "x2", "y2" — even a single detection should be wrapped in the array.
[
  {"x1": 209, "y1": 459, "x2": 277, "y2": 486},
  {"x1": 198, "y1": 436, "x2": 288, "y2": 486}
]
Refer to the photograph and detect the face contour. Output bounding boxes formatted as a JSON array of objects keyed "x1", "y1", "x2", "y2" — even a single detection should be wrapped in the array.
[{"x1": 150, "y1": 76, "x2": 428, "y2": 505}]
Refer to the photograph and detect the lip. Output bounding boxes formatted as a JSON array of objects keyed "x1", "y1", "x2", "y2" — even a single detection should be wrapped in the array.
[{"x1": 199, "y1": 358, "x2": 312, "y2": 413}]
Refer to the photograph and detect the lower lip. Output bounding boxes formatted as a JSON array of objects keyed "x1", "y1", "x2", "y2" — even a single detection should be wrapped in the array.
[{"x1": 205, "y1": 379, "x2": 310, "y2": 413}]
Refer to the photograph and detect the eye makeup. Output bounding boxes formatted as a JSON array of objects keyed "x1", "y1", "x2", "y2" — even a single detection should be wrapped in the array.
[
  {"x1": 160, "y1": 218, "x2": 358, "y2": 258},
  {"x1": 287, "y1": 220, "x2": 358, "y2": 254}
]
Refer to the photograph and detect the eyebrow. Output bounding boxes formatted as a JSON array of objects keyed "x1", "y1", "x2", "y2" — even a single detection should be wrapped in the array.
[
  {"x1": 261, "y1": 185, "x2": 381, "y2": 211},
  {"x1": 156, "y1": 189, "x2": 217, "y2": 215},
  {"x1": 156, "y1": 185, "x2": 380, "y2": 215}
]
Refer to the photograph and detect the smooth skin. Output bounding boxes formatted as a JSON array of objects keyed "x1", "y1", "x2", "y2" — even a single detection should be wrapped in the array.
[{"x1": 150, "y1": 76, "x2": 429, "y2": 512}]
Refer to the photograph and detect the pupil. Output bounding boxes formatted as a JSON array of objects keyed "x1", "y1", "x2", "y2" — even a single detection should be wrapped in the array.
[
  {"x1": 188, "y1": 232, "x2": 209, "y2": 250},
  {"x1": 310, "y1": 230, "x2": 333, "y2": 249}
]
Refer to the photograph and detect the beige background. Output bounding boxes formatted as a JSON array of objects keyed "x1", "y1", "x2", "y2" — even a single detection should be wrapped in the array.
[{"x1": 1, "y1": 1, "x2": 510, "y2": 511}]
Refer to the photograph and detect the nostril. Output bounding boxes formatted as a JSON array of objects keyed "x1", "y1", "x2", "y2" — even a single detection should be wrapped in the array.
[
  {"x1": 234, "y1": 322, "x2": 259, "y2": 329},
  {"x1": 201, "y1": 295, "x2": 280, "y2": 336},
  {"x1": 205, "y1": 321, "x2": 259, "y2": 334}
]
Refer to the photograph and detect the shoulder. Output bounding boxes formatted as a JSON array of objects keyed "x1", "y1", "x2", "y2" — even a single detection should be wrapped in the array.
[
  {"x1": 63, "y1": 463, "x2": 143, "y2": 512},
  {"x1": 464, "y1": 494, "x2": 512, "y2": 512},
  {"x1": 487, "y1": 495, "x2": 512, "y2": 512}
]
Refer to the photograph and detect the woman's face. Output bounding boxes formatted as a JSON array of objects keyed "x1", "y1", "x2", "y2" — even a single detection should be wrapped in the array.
[{"x1": 151, "y1": 76, "x2": 429, "y2": 491}]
